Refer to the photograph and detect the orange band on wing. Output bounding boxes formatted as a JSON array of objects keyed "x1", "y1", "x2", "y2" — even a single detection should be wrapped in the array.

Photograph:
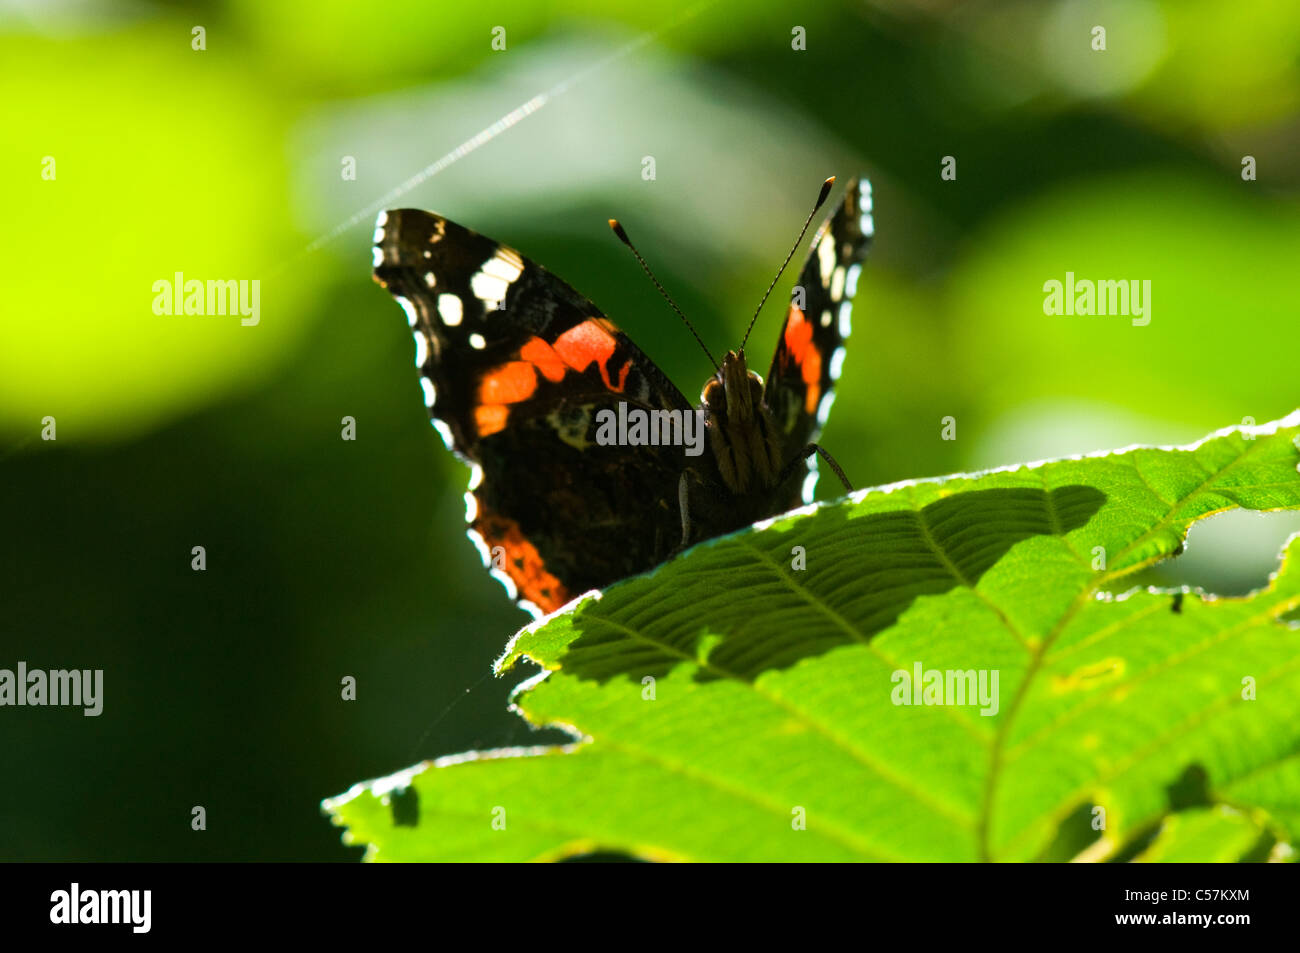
[
  {"x1": 476, "y1": 511, "x2": 570, "y2": 613},
  {"x1": 478, "y1": 361, "x2": 538, "y2": 404},
  {"x1": 475, "y1": 347, "x2": 550, "y2": 439},
  {"x1": 519, "y1": 337, "x2": 568, "y2": 383},
  {"x1": 553, "y1": 320, "x2": 628, "y2": 393},
  {"x1": 475, "y1": 404, "x2": 509, "y2": 437},
  {"x1": 782, "y1": 307, "x2": 822, "y2": 414},
  {"x1": 475, "y1": 321, "x2": 628, "y2": 439}
]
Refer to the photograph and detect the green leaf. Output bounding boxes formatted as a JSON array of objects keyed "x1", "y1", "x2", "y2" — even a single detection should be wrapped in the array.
[
  {"x1": 1130, "y1": 806, "x2": 1274, "y2": 863},
  {"x1": 325, "y1": 412, "x2": 1300, "y2": 861}
]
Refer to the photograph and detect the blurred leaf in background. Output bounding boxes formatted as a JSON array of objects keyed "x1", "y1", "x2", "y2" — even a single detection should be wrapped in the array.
[{"x1": 2, "y1": 0, "x2": 1298, "y2": 860}]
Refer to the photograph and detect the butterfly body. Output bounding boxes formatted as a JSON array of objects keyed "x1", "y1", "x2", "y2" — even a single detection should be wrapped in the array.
[{"x1": 373, "y1": 178, "x2": 873, "y2": 616}]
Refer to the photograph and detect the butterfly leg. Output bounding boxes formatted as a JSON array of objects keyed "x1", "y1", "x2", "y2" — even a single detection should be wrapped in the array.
[
  {"x1": 780, "y1": 443, "x2": 853, "y2": 493},
  {"x1": 672, "y1": 468, "x2": 714, "y2": 555},
  {"x1": 676, "y1": 470, "x2": 694, "y2": 552}
]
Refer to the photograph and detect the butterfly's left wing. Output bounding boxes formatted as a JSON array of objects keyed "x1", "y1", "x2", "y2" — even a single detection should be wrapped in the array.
[
  {"x1": 373, "y1": 208, "x2": 694, "y2": 617},
  {"x1": 763, "y1": 177, "x2": 873, "y2": 498}
]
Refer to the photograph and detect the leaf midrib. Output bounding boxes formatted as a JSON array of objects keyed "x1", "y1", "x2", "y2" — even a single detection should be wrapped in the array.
[{"x1": 976, "y1": 434, "x2": 1281, "y2": 860}]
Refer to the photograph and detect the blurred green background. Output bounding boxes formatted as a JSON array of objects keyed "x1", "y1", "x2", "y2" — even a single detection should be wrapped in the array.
[{"x1": 3, "y1": 0, "x2": 1299, "y2": 860}]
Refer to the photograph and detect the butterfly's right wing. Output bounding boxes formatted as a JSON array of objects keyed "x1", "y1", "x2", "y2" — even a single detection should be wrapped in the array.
[{"x1": 763, "y1": 178, "x2": 873, "y2": 498}]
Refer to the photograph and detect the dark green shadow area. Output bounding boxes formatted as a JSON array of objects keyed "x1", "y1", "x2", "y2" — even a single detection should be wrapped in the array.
[{"x1": 549, "y1": 485, "x2": 1106, "y2": 683}]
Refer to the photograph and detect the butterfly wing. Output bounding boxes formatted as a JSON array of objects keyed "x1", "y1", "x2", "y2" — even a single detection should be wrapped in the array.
[
  {"x1": 374, "y1": 209, "x2": 693, "y2": 616},
  {"x1": 763, "y1": 177, "x2": 873, "y2": 498}
]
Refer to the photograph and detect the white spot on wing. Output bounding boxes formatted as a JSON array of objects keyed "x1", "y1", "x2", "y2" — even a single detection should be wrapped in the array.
[
  {"x1": 816, "y1": 390, "x2": 836, "y2": 427},
  {"x1": 431, "y1": 418, "x2": 454, "y2": 449},
  {"x1": 818, "y1": 236, "x2": 835, "y2": 283},
  {"x1": 466, "y1": 526, "x2": 492, "y2": 566},
  {"x1": 372, "y1": 226, "x2": 385, "y2": 244},
  {"x1": 469, "y1": 333, "x2": 486, "y2": 349},
  {"x1": 413, "y1": 333, "x2": 429, "y2": 368},
  {"x1": 471, "y1": 271, "x2": 509, "y2": 306},
  {"x1": 801, "y1": 466, "x2": 819, "y2": 505},
  {"x1": 437, "y1": 293, "x2": 463, "y2": 326},
  {"x1": 859, "y1": 181, "x2": 875, "y2": 237},
  {"x1": 376, "y1": 210, "x2": 389, "y2": 228},
  {"x1": 482, "y1": 253, "x2": 524, "y2": 283},
  {"x1": 489, "y1": 566, "x2": 520, "y2": 601},
  {"x1": 830, "y1": 266, "x2": 845, "y2": 301},
  {"x1": 464, "y1": 491, "x2": 478, "y2": 523},
  {"x1": 838, "y1": 301, "x2": 853, "y2": 337},
  {"x1": 424, "y1": 272, "x2": 436, "y2": 288},
  {"x1": 396, "y1": 296, "x2": 418, "y2": 327},
  {"x1": 820, "y1": 309, "x2": 832, "y2": 328},
  {"x1": 372, "y1": 247, "x2": 383, "y2": 268},
  {"x1": 420, "y1": 377, "x2": 436, "y2": 407},
  {"x1": 467, "y1": 463, "x2": 484, "y2": 491},
  {"x1": 845, "y1": 263, "x2": 861, "y2": 299},
  {"x1": 829, "y1": 346, "x2": 847, "y2": 381}
]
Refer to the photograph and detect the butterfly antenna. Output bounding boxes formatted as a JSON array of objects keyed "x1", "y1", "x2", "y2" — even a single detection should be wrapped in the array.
[
  {"x1": 609, "y1": 218, "x2": 719, "y2": 371},
  {"x1": 739, "y1": 176, "x2": 835, "y2": 353}
]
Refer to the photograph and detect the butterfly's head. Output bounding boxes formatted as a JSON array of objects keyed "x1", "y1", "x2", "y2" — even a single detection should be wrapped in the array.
[
  {"x1": 702, "y1": 349, "x2": 761, "y2": 423},
  {"x1": 700, "y1": 350, "x2": 781, "y2": 494}
]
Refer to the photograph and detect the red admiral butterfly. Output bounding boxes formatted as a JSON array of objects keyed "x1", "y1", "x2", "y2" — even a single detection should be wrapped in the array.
[{"x1": 373, "y1": 176, "x2": 873, "y2": 617}]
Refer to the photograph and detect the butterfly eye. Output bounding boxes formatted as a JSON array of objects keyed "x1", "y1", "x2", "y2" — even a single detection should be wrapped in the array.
[{"x1": 701, "y1": 377, "x2": 724, "y2": 407}]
